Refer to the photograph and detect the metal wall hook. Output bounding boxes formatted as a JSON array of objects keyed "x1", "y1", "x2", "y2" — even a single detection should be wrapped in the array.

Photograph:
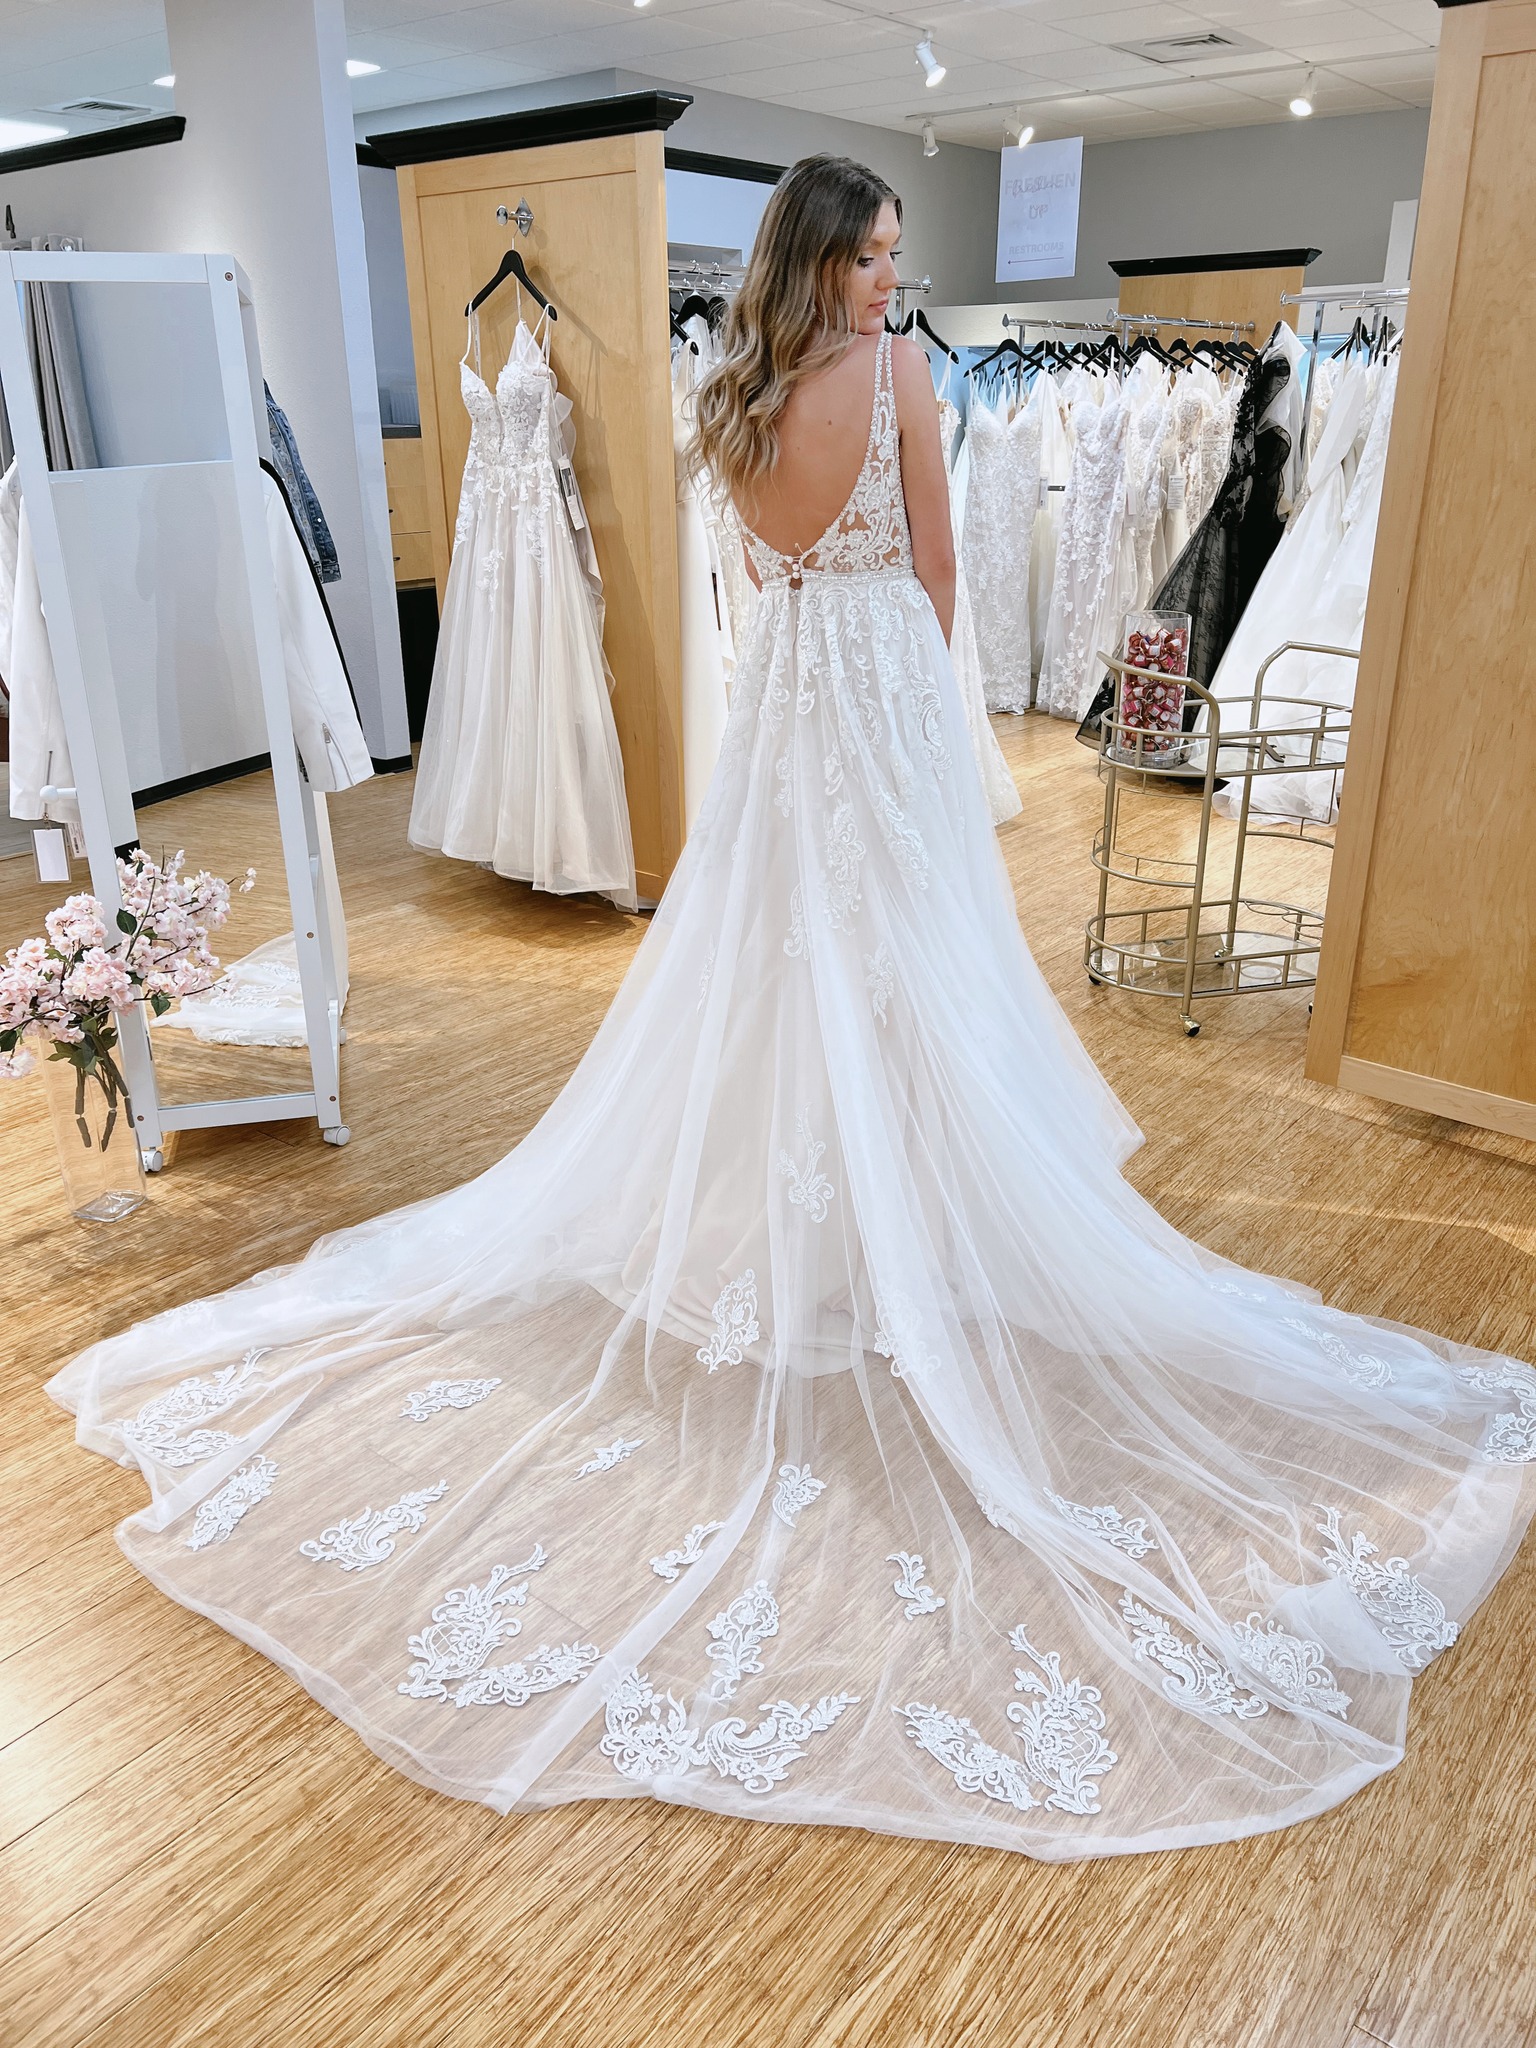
[{"x1": 495, "y1": 199, "x2": 535, "y2": 237}]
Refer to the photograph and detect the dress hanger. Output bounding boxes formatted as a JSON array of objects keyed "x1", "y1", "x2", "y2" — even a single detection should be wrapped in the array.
[{"x1": 465, "y1": 247, "x2": 558, "y2": 321}]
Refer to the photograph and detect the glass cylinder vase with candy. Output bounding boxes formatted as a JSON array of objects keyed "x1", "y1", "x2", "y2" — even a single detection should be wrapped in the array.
[{"x1": 1117, "y1": 610, "x2": 1191, "y2": 763}]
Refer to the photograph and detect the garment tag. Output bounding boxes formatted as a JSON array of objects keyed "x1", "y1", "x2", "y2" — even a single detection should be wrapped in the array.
[
  {"x1": 33, "y1": 826, "x2": 71, "y2": 883},
  {"x1": 1038, "y1": 477, "x2": 1050, "y2": 509},
  {"x1": 557, "y1": 460, "x2": 586, "y2": 531}
]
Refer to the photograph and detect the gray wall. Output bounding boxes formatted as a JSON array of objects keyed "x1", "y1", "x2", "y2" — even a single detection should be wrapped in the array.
[{"x1": 1008, "y1": 107, "x2": 1431, "y2": 305}]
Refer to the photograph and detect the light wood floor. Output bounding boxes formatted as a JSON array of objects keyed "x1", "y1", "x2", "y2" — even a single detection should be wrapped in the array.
[{"x1": 4, "y1": 719, "x2": 1534, "y2": 2048}]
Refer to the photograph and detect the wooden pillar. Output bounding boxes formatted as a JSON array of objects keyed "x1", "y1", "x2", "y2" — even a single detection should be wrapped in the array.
[
  {"x1": 1307, "y1": 0, "x2": 1536, "y2": 1142},
  {"x1": 1111, "y1": 248, "x2": 1319, "y2": 345},
  {"x1": 377, "y1": 92, "x2": 690, "y2": 902}
]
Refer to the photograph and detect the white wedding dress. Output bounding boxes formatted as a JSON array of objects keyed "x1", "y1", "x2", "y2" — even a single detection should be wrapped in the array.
[
  {"x1": 50, "y1": 332, "x2": 1536, "y2": 1862},
  {"x1": 409, "y1": 311, "x2": 637, "y2": 910},
  {"x1": 961, "y1": 384, "x2": 1040, "y2": 715},
  {"x1": 937, "y1": 391, "x2": 1022, "y2": 826}
]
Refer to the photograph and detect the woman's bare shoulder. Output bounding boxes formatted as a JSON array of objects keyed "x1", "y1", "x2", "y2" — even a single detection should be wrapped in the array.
[{"x1": 889, "y1": 334, "x2": 939, "y2": 416}]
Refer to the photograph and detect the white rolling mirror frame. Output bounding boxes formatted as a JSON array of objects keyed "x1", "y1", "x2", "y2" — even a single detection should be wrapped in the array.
[{"x1": 0, "y1": 250, "x2": 349, "y2": 1163}]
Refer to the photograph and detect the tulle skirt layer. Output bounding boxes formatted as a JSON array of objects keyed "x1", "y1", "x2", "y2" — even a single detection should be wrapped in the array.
[{"x1": 50, "y1": 569, "x2": 1536, "y2": 1858}]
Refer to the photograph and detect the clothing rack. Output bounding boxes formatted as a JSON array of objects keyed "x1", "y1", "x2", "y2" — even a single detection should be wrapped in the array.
[
  {"x1": 1111, "y1": 310, "x2": 1257, "y2": 337},
  {"x1": 1283, "y1": 283, "x2": 1409, "y2": 475},
  {"x1": 1001, "y1": 313, "x2": 1117, "y2": 336},
  {"x1": 890, "y1": 274, "x2": 931, "y2": 327}
]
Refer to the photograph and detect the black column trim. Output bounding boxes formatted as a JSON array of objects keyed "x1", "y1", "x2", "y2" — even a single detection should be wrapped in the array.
[
  {"x1": 665, "y1": 147, "x2": 784, "y2": 185},
  {"x1": 1111, "y1": 247, "x2": 1322, "y2": 279},
  {"x1": 0, "y1": 114, "x2": 185, "y2": 177},
  {"x1": 365, "y1": 90, "x2": 692, "y2": 168}
]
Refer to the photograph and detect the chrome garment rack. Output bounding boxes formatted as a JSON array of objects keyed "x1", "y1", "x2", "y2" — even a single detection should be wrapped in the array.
[
  {"x1": 1001, "y1": 313, "x2": 1117, "y2": 336},
  {"x1": 1111, "y1": 310, "x2": 1257, "y2": 337},
  {"x1": 1282, "y1": 282, "x2": 1409, "y2": 474}
]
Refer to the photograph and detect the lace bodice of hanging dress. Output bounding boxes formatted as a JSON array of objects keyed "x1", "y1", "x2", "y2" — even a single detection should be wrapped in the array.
[
  {"x1": 49, "y1": 326, "x2": 1536, "y2": 1865},
  {"x1": 409, "y1": 314, "x2": 637, "y2": 911},
  {"x1": 937, "y1": 392, "x2": 1023, "y2": 825}
]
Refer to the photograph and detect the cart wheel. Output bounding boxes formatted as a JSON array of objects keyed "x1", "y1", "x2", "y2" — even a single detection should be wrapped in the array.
[
  {"x1": 1087, "y1": 970, "x2": 1106, "y2": 986},
  {"x1": 1180, "y1": 1016, "x2": 1201, "y2": 1038},
  {"x1": 323, "y1": 1124, "x2": 351, "y2": 1147},
  {"x1": 141, "y1": 1147, "x2": 165, "y2": 1174}
]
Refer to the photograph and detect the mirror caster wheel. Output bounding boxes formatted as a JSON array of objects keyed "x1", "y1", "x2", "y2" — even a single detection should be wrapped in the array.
[
  {"x1": 322, "y1": 1124, "x2": 351, "y2": 1147},
  {"x1": 141, "y1": 1147, "x2": 165, "y2": 1173},
  {"x1": 1180, "y1": 1016, "x2": 1201, "y2": 1038}
]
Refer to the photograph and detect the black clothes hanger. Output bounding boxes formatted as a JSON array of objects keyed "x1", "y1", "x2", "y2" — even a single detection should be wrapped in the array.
[
  {"x1": 910, "y1": 308, "x2": 958, "y2": 362},
  {"x1": 465, "y1": 247, "x2": 557, "y2": 321},
  {"x1": 674, "y1": 291, "x2": 712, "y2": 329}
]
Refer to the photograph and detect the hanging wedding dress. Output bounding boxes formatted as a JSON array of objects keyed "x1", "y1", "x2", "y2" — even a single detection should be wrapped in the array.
[
  {"x1": 1036, "y1": 392, "x2": 1133, "y2": 720},
  {"x1": 409, "y1": 310, "x2": 637, "y2": 911},
  {"x1": 938, "y1": 385, "x2": 1022, "y2": 826},
  {"x1": 50, "y1": 331, "x2": 1536, "y2": 1864},
  {"x1": 961, "y1": 381, "x2": 1040, "y2": 715},
  {"x1": 1030, "y1": 374, "x2": 1071, "y2": 681}
]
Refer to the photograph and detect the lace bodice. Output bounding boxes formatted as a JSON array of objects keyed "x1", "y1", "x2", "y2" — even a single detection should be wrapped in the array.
[{"x1": 741, "y1": 331, "x2": 914, "y2": 586}]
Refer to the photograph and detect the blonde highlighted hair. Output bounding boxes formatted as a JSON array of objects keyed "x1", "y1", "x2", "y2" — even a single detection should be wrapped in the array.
[{"x1": 688, "y1": 155, "x2": 901, "y2": 506}]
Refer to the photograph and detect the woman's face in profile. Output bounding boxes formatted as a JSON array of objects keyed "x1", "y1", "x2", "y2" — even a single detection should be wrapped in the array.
[{"x1": 846, "y1": 199, "x2": 902, "y2": 336}]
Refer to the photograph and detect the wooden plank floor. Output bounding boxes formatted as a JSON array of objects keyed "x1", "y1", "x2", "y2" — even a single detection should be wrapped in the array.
[{"x1": 3, "y1": 718, "x2": 1534, "y2": 2048}]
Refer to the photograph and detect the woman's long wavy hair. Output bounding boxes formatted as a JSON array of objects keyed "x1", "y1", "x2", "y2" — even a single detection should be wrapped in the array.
[{"x1": 688, "y1": 155, "x2": 900, "y2": 508}]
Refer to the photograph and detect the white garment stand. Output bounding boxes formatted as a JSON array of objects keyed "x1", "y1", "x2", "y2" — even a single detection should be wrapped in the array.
[{"x1": 0, "y1": 250, "x2": 349, "y2": 1163}]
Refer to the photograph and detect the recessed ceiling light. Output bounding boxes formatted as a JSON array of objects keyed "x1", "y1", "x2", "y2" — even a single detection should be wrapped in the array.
[
  {"x1": 1289, "y1": 69, "x2": 1315, "y2": 117},
  {"x1": 154, "y1": 74, "x2": 175, "y2": 89},
  {"x1": 916, "y1": 36, "x2": 945, "y2": 88},
  {"x1": 922, "y1": 121, "x2": 938, "y2": 157},
  {"x1": 347, "y1": 59, "x2": 382, "y2": 78},
  {"x1": 634, "y1": 0, "x2": 654, "y2": 9},
  {"x1": 0, "y1": 117, "x2": 68, "y2": 152}
]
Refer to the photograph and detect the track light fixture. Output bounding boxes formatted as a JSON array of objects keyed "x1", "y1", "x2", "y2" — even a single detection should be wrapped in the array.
[
  {"x1": 922, "y1": 120, "x2": 939, "y2": 158},
  {"x1": 915, "y1": 35, "x2": 945, "y2": 88},
  {"x1": 1289, "y1": 69, "x2": 1315, "y2": 117},
  {"x1": 1005, "y1": 111, "x2": 1034, "y2": 148}
]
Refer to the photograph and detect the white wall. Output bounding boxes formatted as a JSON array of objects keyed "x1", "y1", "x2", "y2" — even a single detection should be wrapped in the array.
[{"x1": 0, "y1": 0, "x2": 411, "y2": 765}]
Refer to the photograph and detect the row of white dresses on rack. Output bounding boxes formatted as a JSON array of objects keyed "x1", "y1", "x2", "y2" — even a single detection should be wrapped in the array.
[
  {"x1": 949, "y1": 350, "x2": 1258, "y2": 724},
  {"x1": 1207, "y1": 347, "x2": 1401, "y2": 824},
  {"x1": 409, "y1": 308, "x2": 637, "y2": 911}
]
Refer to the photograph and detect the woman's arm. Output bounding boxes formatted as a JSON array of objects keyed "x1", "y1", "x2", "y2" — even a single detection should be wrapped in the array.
[{"x1": 891, "y1": 334, "x2": 956, "y2": 643}]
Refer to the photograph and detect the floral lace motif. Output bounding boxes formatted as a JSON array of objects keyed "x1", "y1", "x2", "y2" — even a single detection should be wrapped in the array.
[
  {"x1": 1457, "y1": 1361, "x2": 1536, "y2": 1463},
  {"x1": 823, "y1": 801, "x2": 866, "y2": 929},
  {"x1": 697, "y1": 1271, "x2": 760, "y2": 1372},
  {"x1": 601, "y1": 1670, "x2": 859, "y2": 1795},
  {"x1": 888, "y1": 1551, "x2": 945, "y2": 1619},
  {"x1": 187, "y1": 1455, "x2": 277, "y2": 1550},
  {"x1": 1281, "y1": 1316, "x2": 1394, "y2": 1390},
  {"x1": 874, "y1": 1292, "x2": 939, "y2": 1385},
  {"x1": 651, "y1": 1521, "x2": 724, "y2": 1581},
  {"x1": 121, "y1": 1352, "x2": 264, "y2": 1468},
  {"x1": 898, "y1": 1624, "x2": 1117, "y2": 1816},
  {"x1": 578, "y1": 1437, "x2": 644, "y2": 1476},
  {"x1": 300, "y1": 1481, "x2": 449, "y2": 1572},
  {"x1": 772, "y1": 1463, "x2": 827, "y2": 1528},
  {"x1": 1314, "y1": 1506, "x2": 1458, "y2": 1671},
  {"x1": 1048, "y1": 1494, "x2": 1159, "y2": 1560},
  {"x1": 777, "y1": 1111, "x2": 835, "y2": 1223},
  {"x1": 706, "y1": 1581, "x2": 779, "y2": 1702},
  {"x1": 865, "y1": 943, "x2": 895, "y2": 1024},
  {"x1": 784, "y1": 887, "x2": 809, "y2": 961},
  {"x1": 1232, "y1": 1614, "x2": 1351, "y2": 1718},
  {"x1": 1119, "y1": 1594, "x2": 1269, "y2": 1718},
  {"x1": 961, "y1": 397, "x2": 1041, "y2": 714},
  {"x1": 400, "y1": 1546, "x2": 599, "y2": 1707},
  {"x1": 873, "y1": 788, "x2": 929, "y2": 888},
  {"x1": 740, "y1": 331, "x2": 913, "y2": 586},
  {"x1": 402, "y1": 1377, "x2": 502, "y2": 1421}
]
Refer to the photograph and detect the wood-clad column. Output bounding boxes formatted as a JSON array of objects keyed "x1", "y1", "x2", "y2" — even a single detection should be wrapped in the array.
[
  {"x1": 383, "y1": 95, "x2": 689, "y2": 901},
  {"x1": 1307, "y1": 0, "x2": 1536, "y2": 1142}
]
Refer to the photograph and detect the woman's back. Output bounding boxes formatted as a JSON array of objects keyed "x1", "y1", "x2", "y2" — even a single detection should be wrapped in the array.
[{"x1": 740, "y1": 333, "x2": 884, "y2": 560}]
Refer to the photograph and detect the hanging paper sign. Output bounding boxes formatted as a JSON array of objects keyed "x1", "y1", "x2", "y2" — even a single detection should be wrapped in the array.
[{"x1": 995, "y1": 137, "x2": 1083, "y2": 283}]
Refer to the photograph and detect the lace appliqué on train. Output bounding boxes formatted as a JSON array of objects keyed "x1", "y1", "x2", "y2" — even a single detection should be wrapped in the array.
[
  {"x1": 706, "y1": 1581, "x2": 779, "y2": 1702},
  {"x1": 300, "y1": 1481, "x2": 449, "y2": 1573},
  {"x1": 578, "y1": 1437, "x2": 644, "y2": 1476},
  {"x1": 777, "y1": 1112, "x2": 835, "y2": 1223},
  {"x1": 120, "y1": 1352, "x2": 265, "y2": 1468},
  {"x1": 402, "y1": 1378, "x2": 502, "y2": 1421},
  {"x1": 400, "y1": 1547, "x2": 599, "y2": 1707},
  {"x1": 772, "y1": 1463, "x2": 826, "y2": 1528},
  {"x1": 1458, "y1": 1361, "x2": 1536, "y2": 1463},
  {"x1": 1049, "y1": 1494, "x2": 1159, "y2": 1560},
  {"x1": 1120, "y1": 1594, "x2": 1269, "y2": 1718},
  {"x1": 898, "y1": 1626, "x2": 1117, "y2": 1816},
  {"x1": 601, "y1": 1671, "x2": 860, "y2": 1795},
  {"x1": 1233, "y1": 1614, "x2": 1351, "y2": 1718},
  {"x1": 651, "y1": 1522, "x2": 724, "y2": 1581},
  {"x1": 1314, "y1": 1506, "x2": 1458, "y2": 1672},
  {"x1": 888, "y1": 1551, "x2": 945, "y2": 1619},
  {"x1": 187, "y1": 1456, "x2": 278, "y2": 1551},
  {"x1": 697, "y1": 1271, "x2": 760, "y2": 1373}
]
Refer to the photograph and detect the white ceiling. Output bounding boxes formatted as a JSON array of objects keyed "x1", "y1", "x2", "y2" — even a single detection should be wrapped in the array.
[{"x1": 0, "y1": 0, "x2": 1439, "y2": 152}]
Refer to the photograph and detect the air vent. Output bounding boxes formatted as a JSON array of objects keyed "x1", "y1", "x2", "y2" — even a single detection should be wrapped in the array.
[
  {"x1": 52, "y1": 98, "x2": 154, "y2": 116},
  {"x1": 1114, "y1": 30, "x2": 1265, "y2": 64}
]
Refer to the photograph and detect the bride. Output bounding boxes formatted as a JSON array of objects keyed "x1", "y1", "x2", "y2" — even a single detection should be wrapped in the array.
[{"x1": 51, "y1": 157, "x2": 1535, "y2": 1861}]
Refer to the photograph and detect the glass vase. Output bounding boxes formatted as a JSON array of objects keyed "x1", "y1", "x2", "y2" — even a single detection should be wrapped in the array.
[{"x1": 39, "y1": 1049, "x2": 147, "y2": 1223}]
